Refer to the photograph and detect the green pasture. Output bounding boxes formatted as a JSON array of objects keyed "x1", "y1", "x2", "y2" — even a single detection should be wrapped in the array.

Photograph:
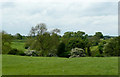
[
  {"x1": 11, "y1": 40, "x2": 27, "y2": 51},
  {"x1": 2, "y1": 55, "x2": 118, "y2": 75}
]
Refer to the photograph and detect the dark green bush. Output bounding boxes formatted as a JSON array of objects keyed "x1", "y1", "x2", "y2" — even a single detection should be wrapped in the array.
[
  {"x1": 57, "y1": 42, "x2": 66, "y2": 57},
  {"x1": 95, "y1": 54, "x2": 104, "y2": 57},
  {"x1": 62, "y1": 51, "x2": 71, "y2": 58},
  {"x1": 8, "y1": 48, "x2": 25, "y2": 56}
]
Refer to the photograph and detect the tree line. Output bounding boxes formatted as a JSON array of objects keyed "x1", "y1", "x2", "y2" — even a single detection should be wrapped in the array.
[{"x1": 1, "y1": 23, "x2": 120, "y2": 57}]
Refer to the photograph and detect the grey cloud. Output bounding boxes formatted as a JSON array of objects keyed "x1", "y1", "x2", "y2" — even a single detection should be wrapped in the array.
[{"x1": 1, "y1": 2, "x2": 118, "y2": 36}]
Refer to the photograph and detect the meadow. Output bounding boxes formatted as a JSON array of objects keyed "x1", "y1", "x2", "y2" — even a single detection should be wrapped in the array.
[
  {"x1": 11, "y1": 40, "x2": 27, "y2": 51},
  {"x1": 2, "y1": 55, "x2": 118, "y2": 75}
]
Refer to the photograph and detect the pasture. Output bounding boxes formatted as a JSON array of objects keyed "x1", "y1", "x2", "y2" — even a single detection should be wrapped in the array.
[
  {"x1": 2, "y1": 55, "x2": 118, "y2": 75},
  {"x1": 11, "y1": 40, "x2": 27, "y2": 51}
]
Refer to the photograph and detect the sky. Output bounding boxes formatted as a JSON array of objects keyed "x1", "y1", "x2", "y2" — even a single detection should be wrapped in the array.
[{"x1": 1, "y1": 0, "x2": 119, "y2": 36}]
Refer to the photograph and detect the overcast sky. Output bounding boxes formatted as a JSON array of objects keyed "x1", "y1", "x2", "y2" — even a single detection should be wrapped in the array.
[{"x1": 1, "y1": 0, "x2": 118, "y2": 36}]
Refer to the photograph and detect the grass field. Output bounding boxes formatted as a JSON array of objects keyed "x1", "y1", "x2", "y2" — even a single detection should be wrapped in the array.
[
  {"x1": 11, "y1": 40, "x2": 27, "y2": 51},
  {"x1": 2, "y1": 55, "x2": 118, "y2": 75}
]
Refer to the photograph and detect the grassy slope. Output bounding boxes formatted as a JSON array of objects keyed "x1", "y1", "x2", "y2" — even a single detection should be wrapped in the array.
[
  {"x1": 2, "y1": 55, "x2": 118, "y2": 75},
  {"x1": 11, "y1": 40, "x2": 27, "y2": 51}
]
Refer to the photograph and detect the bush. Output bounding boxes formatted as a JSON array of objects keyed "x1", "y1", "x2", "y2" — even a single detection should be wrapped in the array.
[
  {"x1": 95, "y1": 54, "x2": 104, "y2": 57},
  {"x1": 47, "y1": 53, "x2": 57, "y2": 57},
  {"x1": 57, "y1": 42, "x2": 66, "y2": 57},
  {"x1": 24, "y1": 50, "x2": 39, "y2": 56},
  {"x1": 8, "y1": 48, "x2": 25, "y2": 56},
  {"x1": 19, "y1": 51, "x2": 26, "y2": 56},
  {"x1": 62, "y1": 51, "x2": 71, "y2": 58},
  {"x1": 70, "y1": 48, "x2": 86, "y2": 58},
  {"x1": 25, "y1": 46, "x2": 29, "y2": 49}
]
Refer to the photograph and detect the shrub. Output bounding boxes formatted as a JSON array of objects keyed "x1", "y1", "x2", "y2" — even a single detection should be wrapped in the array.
[
  {"x1": 57, "y1": 42, "x2": 66, "y2": 57},
  {"x1": 8, "y1": 48, "x2": 25, "y2": 56},
  {"x1": 25, "y1": 46, "x2": 29, "y2": 49},
  {"x1": 24, "y1": 50, "x2": 39, "y2": 56},
  {"x1": 95, "y1": 54, "x2": 104, "y2": 57},
  {"x1": 19, "y1": 51, "x2": 26, "y2": 56},
  {"x1": 47, "y1": 53, "x2": 57, "y2": 57},
  {"x1": 70, "y1": 48, "x2": 86, "y2": 58},
  {"x1": 62, "y1": 51, "x2": 71, "y2": 58}
]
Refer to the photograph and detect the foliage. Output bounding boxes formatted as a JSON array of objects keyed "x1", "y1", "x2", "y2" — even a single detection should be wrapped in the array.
[
  {"x1": 98, "y1": 40, "x2": 105, "y2": 54},
  {"x1": 57, "y1": 42, "x2": 66, "y2": 57},
  {"x1": 90, "y1": 46, "x2": 99, "y2": 57},
  {"x1": 2, "y1": 31, "x2": 13, "y2": 54},
  {"x1": 88, "y1": 32, "x2": 104, "y2": 46},
  {"x1": 8, "y1": 48, "x2": 25, "y2": 56},
  {"x1": 104, "y1": 37, "x2": 120, "y2": 56},
  {"x1": 62, "y1": 31, "x2": 88, "y2": 54},
  {"x1": 15, "y1": 33, "x2": 23, "y2": 40},
  {"x1": 66, "y1": 38, "x2": 86, "y2": 51},
  {"x1": 2, "y1": 23, "x2": 120, "y2": 57},
  {"x1": 94, "y1": 32, "x2": 104, "y2": 39},
  {"x1": 70, "y1": 48, "x2": 86, "y2": 58},
  {"x1": 24, "y1": 50, "x2": 39, "y2": 56},
  {"x1": 27, "y1": 23, "x2": 61, "y2": 56}
]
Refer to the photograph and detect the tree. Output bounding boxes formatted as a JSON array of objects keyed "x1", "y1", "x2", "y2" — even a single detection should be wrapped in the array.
[
  {"x1": 52, "y1": 28, "x2": 61, "y2": 34},
  {"x1": 74, "y1": 31, "x2": 85, "y2": 39},
  {"x1": 66, "y1": 38, "x2": 85, "y2": 52},
  {"x1": 63, "y1": 32, "x2": 74, "y2": 38},
  {"x1": 35, "y1": 23, "x2": 47, "y2": 35},
  {"x1": 27, "y1": 23, "x2": 61, "y2": 56},
  {"x1": 15, "y1": 33, "x2": 22, "y2": 39},
  {"x1": 98, "y1": 44, "x2": 103, "y2": 54},
  {"x1": 98, "y1": 40, "x2": 105, "y2": 54},
  {"x1": 2, "y1": 31, "x2": 12, "y2": 54},
  {"x1": 29, "y1": 27, "x2": 36, "y2": 37},
  {"x1": 94, "y1": 32, "x2": 104, "y2": 39},
  {"x1": 104, "y1": 37, "x2": 120, "y2": 56},
  {"x1": 50, "y1": 33, "x2": 60, "y2": 55}
]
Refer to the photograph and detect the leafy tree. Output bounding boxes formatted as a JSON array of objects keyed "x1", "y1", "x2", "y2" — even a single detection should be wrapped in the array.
[
  {"x1": 29, "y1": 27, "x2": 36, "y2": 37},
  {"x1": 52, "y1": 28, "x2": 61, "y2": 34},
  {"x1": 62, "y1": 31, "x2": 89, "y2": 56},
  {"x1": 63, "y1": 32, "x2": 74, "y2": 38},
  {"x1": 66, "y1": 38, "x2": 85, "y2": 51},
  {"x1": 35, "y1": 23, "x2": 47, "y2": 35},
  {"x1": 98, "y1": 40, "x2": 106, "y2": 54},
  {"x1": 15, "y1": 33, "x2": 22, "y2": 39},
  {"x1": 94, "y1": 32, "x2": 104, "y2": 39},
  {"x1": 98, "y1": 44, "x2": 104, "y2": 54},
  {"x1": 104, "y1": 37, "x2": 120, "y2": 56},
  {"x1": 2, "y1": 31, "x2": 12, "y2": 54},
  {"x1": 74, "y1": 31, "x2": 85, "y2": 39},
  {"x1": 50, "y1": 33, "x2": 60, "y2": 55},
  {"x1": 27, "y1": 23, "x2": 61, "y2": 56}
]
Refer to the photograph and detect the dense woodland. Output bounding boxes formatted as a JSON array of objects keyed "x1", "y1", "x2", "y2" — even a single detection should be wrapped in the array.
[{"x1": 1, "y1": 23, "x2": 120, "y2": 57}]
